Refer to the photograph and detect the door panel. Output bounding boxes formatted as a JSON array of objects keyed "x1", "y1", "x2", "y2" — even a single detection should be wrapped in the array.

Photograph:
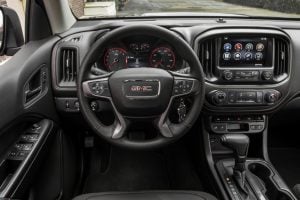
[{"x1": 0, "y1": 36, "x2": 60, "y2": 132}]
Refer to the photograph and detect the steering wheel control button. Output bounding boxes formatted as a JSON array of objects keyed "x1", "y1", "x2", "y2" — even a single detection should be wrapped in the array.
[
  {"x1": 87, "y1": 80, "x2": 110, "y2": 97},
  {"x1": 90, "y1": 101, "x2": 99, "y2": 111},
  {"x1": 173, "y1": 79, "x2": 194, "y2": 96}
]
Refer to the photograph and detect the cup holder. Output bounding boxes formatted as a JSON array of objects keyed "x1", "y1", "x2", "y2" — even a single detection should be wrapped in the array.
[{"x1": 248, "y1": 162, "x2": 293, "y2": 200}]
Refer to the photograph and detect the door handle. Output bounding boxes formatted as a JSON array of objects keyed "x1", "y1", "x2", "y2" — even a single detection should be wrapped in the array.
[{"x1": 25, "y1": 86, "x2": 42, "y2": 101}]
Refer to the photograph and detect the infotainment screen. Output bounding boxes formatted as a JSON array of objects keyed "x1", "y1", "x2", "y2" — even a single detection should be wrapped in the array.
[{"x1": 219, "y1": 36, "x2": 273, "y2": 67}]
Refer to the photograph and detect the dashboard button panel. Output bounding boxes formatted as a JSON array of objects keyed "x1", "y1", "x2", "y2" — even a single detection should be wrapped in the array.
[
  {"x1": 210, "y1": 115, "x2": 265, "y2": 134},
  {"x1": 208, "y1": 89, "x2": 281, "y2": 106},
  {"x1": 221, "y1": 70, "x2": 271, "y2": 82}
]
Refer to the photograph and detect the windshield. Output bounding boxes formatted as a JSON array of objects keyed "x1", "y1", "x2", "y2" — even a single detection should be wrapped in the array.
[{"x1": 68, "y1": 0, "x2": 300, "y2": 19}]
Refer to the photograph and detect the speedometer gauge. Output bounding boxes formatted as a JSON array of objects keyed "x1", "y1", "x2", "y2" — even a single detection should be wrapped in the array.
[
  {"x1": 150, "y1": 47, "x2": 176, "y2": 69},
  {"x1": 104, "y1": 48, "x2": 128, "y2": 71}
]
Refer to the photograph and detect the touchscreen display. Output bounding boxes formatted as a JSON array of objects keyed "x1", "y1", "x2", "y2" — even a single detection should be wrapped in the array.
[{"x1": 219, "y1": 37, "x2": 273, "y2": 67}]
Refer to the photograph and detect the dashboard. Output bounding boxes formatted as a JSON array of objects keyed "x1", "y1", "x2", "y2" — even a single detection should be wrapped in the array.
[
  {"x1": 51, "y1": 22, "x2": 298, "y2": 114},
  {"x1": 91, "y1": 35, "x2": 186, "y2": 75}
]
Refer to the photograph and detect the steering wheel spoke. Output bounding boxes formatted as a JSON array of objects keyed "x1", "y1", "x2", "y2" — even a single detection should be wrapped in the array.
[
  {"x1": 156, "y1": 102, "x2": 174, "y2": 138},
  {"x1": 110, "y1": 102, "x2": 129, "y2": 139}
]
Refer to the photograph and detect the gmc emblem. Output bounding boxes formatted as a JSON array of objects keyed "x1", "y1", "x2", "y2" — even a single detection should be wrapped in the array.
[
  {"x1": 123, "y1": 79, "x2": 160, "y2": 99},
  {"x1": 130, "y1": 85, "x2": 153, "y2": 92}
]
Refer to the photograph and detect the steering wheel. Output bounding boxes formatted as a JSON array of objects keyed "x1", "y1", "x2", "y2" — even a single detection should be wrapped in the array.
[{"x1": 77, "y1": 24, "x2": 205, "y2": 149}]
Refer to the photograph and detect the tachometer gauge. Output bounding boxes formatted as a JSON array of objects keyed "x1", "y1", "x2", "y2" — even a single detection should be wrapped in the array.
[
  {"x1": 104, "y1": 48, "x2": 128, "y2": 71},
  {"x1": 149, "y1": 47, "x2": 175, "y2": 69}
]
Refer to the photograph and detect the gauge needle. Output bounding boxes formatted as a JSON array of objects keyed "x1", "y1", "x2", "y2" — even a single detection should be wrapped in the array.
[
  {"x1": 109, "y1": 59, "x2": 119, "y2": 68},
  {"x1": 156, "y1": 58, "x2": 163, "y2": 67}
]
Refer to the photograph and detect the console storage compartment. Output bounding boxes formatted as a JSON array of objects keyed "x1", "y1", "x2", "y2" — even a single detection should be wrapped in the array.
[
  {"x1": 248, "y1": 161, "x2": 294, "y2": 200},
  {"x1": 216, "y1": 159, "x2": 297, "y2": 200}
]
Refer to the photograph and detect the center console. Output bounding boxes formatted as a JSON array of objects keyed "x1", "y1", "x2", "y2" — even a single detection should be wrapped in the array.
[
  {"x1": 202, "y1": 115, "x2": 297, "y2": 200},
  {"x1": 195, "y1": 28, "x2": 296, "y2": 200},
  {"x1": 216, "y1": 134, "x2": 296, "y2": 200}
]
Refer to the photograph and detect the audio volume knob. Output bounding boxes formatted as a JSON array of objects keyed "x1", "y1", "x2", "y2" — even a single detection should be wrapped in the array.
[
  {"x1": 224, "y1": 71, "x2": 233, "y2": 81},
  {"x1": 265, "y1": 92, "x2": 279, "y2": 103},
  {"x1": 212, "y1": 91, "x2": 227, "y2": 105}
]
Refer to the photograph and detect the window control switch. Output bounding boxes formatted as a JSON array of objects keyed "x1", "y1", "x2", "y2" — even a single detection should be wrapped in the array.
[
  {"x1": 21, "y1": 134, "x2": 39, "y2": 141},
  {"x1": 15, "y1": 143, "x2": 33, "y2": 151}
]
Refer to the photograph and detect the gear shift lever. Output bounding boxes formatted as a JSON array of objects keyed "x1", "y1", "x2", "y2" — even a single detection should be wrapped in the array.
[{"x1": 221, "y1": 134, "x2": 250, "y2": 193}]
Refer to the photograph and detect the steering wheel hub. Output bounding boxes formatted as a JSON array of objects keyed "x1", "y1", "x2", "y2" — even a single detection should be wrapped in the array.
[{"x1": 109, "y1": 68, "x2": 173, "y2": 117}]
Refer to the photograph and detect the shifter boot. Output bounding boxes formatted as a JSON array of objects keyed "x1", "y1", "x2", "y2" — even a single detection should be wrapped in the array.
[{"x1": 233, "y1": 170, "x2": 257, "y2": 200}]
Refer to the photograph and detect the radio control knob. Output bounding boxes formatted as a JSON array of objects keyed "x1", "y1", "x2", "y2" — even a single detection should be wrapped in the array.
[
  {"x1": 212, "y1": 91, "x2": 227, "y2": 105},
  {"x1": 265, "y1": 92, "x2": 278, "y2": 103},
  {"x1": 224, "y1": 71, "x2": 233, "y2": 80}
]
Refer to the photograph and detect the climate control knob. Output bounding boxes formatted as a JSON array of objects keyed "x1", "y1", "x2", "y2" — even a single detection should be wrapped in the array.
[
  {"x1": 224, "y1": 71, "x2": 233, "y2": 81},
  {"x1": 265, "y1": 92, "x2": 279, "y2": 103},
  {"x1": 262, "y1": 71, "x2": 273, "y2": 81}
]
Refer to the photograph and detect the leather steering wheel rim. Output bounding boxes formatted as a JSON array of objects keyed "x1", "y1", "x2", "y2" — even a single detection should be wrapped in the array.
[{"x1": 77, "y1": 24, "x2": 205, "y2": 149}]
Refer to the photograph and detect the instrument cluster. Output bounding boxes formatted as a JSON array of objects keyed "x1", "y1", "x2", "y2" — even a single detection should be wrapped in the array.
[{"x1": 92, "y1": 36, "x2": 187, "y2": 74}]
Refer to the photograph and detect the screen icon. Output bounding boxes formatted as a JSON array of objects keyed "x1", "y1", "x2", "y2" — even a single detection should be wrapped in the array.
[
  {"x1": 224, "y1": 43, "x2": 232, "y2": 51},
  {"x1": 256, "y1": 43, "x2": 264, "y2": 51},
  {"x1": 255, "y1": 52, "x2": 263, "y2": 60},
  {"x1": 234, "y1": 52, "x2": 242, "y2": 60},
  {"x1": 234, "y1": 43, "x2": 243, "y2": 51},
  {"x1": 223, "y1": 52, "x2": 231, "y2": 60},
  {"x1": 244, "y1": 52, "x2": 253, "y2": 60},
  {"x1": 245, "y1": 43, "x2": 253, "y2": 51}
]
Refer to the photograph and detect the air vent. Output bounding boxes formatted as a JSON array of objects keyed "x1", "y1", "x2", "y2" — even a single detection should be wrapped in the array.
[
  {"x1": 274, "y1": 38, "x2": 289, "y2": 80},
  {"x1": 59, "y1": 48, "x2": 77, "y2": 86},
  {"x1": 198, "y1": 38, "x2": 217, "y2": 79}
]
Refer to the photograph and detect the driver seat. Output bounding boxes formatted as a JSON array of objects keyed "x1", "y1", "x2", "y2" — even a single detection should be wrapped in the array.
[{"x1": 73, "y1": 191, "x2": 218, "y2": 200}]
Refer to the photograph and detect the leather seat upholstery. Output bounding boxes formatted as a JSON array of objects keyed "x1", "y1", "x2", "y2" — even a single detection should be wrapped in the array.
[{"x1": 73, "y1": 191, "x2": 218, "y2": 200}]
